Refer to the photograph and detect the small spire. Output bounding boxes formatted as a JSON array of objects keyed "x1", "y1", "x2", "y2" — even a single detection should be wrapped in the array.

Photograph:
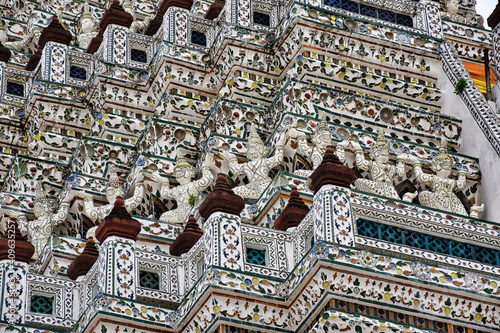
[
  {"x1": 308, "y1": 146, "x2": 357, "y2": 193},
  {"x1": 174, "y1": 149, "x2": 192, "y2": 170},
  {"x1": 82, "y1": 2, "x2": 93, "y2": 20},
  {"x1": 106, "y1": 164, "x2": 120, "y2": 189},
  {"x1": 373, "y1": 129, "x2": 388, "y2": 148},
  {"x1": 432, "y1": 137, "x2": 453, "y2": 169},
  {"x1": 316, "y1": 111, "x2": 328, "y2": 132},
  {"x1": 95, "y1": 197, "x2": 142, "y2": 242},
  {"x1": 169, "y1": 215, "x2": 203, "y2": 256},
  {"x1": 198, "y1": 174, "x2": 245, "y2": 219},
  {"x1": 0, "y1": 219, "x2": 35, "y2": 263},
  {"x1": 247, "y1": 123, "x2": 264, "y2": 146},
  {"x1": 67, "y1": 237, "x2": 99, "y2": 280},
  {"x1": 274, "y1": 188, "x2": 310, "y2": 231},
  {"x1": 34, "y1": 182, "x2": 49, "y2": 204}
]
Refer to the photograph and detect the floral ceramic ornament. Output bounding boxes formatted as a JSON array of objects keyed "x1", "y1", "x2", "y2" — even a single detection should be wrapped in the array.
[
  {"x1": 166, "y1": 310, "x2": 181, "y2": 325},
  {"x1": 464, "y1": 272, "x2": 484, "y2": 292},
  {"x1": 16, "y1": 182, "x2": 71, "y2": 259},
  {"x1": 93, "y1": 292, "x2": 110, "y2": 310},
  {"x1": 311, "y1": 241, "x2": 329, "y2": 259},
  {"x1": 81, "y1": 164, "x2": 145, "y2": 238},
  {"x1": 412, "y1": 261, "x2": 431, "y2": 280},
  {"x1": 203, "y1": 268, "x2": 221, "y2": 284},
  {"x1": 219, "y1": 124, "x2": 287, "y2": 199},
  {"x1": 153, "y1": 151, "x2": 214, "y2": 224},
  {"x1": 359, "y1": 250, "x2": 377, "y2": 268},
  {"x1": 350, "y1": 130, "x2": 407, "y2": 200},
  {"x1": 275, "y1": 280, "x2": 290, "y2": 298}
]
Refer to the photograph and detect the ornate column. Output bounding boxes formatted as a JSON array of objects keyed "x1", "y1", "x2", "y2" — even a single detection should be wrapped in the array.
[
  {"x1": 308, "y1": 146, "x2": 357, "y2": 246},
  {"x1": 39, "y1": 42, "x2": 68, "y2": 84},
  {"x1": 0, "y1": 219, "x2": 34, "y2": 324},
  {"x1": 198, "y1": 174, "x2": 245, "y2": 272},
  {"x1": 101, "y1": 24, "x2": 130, "y2": 66},
  {"x1": 94, "y1": 197, "x2": 141, "y2": 299}
]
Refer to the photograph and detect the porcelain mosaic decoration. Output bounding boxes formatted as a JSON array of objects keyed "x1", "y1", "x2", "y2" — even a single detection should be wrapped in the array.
[{"x1": 0, "y1": 0, "x2": 498, "y2": 332}]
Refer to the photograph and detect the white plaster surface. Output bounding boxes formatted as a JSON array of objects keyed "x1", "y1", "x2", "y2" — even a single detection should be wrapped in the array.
[{"x1": 438, "y1": 68, "x2": 500, "y2": 222}]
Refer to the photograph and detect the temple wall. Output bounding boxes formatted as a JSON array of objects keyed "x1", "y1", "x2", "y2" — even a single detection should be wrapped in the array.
[{"x1": 438, "y1": 67, "x2": 500, "y2": 222}]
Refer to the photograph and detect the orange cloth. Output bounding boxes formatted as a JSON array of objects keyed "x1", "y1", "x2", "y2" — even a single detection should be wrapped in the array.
[{"x1": 463, "y1": 62, "x2": 497, "y2": 93}]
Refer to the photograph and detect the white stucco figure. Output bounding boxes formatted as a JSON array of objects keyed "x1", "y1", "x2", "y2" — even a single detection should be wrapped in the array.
[
  {"x1": 350, "y1": 129, "x2": 405, "y2": 200},
  {"x1": 220, "y1": 124, "x2": 287, "y2": 200},
  {"x1": 409, "y1": 141, "x2": 469, "y2": 216},
  {"x1": 0, "y1": 23, "x2": 7, "y2": 43},
  {"x1": 153, "y1": 152, "x2": 214, "y2": 224},
  {"x1": 470, "y1": 204, "x2": 484, "y2": 219},
  {"x1": 123, "y1": 0, "x2": 152, "y2": 33},
  {"x1": 3, "y1": 27, "x2": 41, "y2": 52},
  {"x1": 76, "y1": 3, "x2": 97, "y2": 49},
  {"x1": 17, "y1": 182, "x2": 70, "y2": 259},
  {"x1": 446, "y1": 0, "x2": 460, "y2": 14},
  {"x1": 82, "y1": 164, "x2": 145, "y2": 238},
  {"x1": 290, "y1": 115, "x2": 347, "y2": 177}
]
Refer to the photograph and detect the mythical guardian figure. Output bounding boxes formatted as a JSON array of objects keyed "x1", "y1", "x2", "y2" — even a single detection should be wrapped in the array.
[
  {"x1": 0, "y1": 23, "x2": 7, "y2": 43},
  {"x1": 220, "y1": 124, "x2": 287, "y2": 200},
  {"x1": 123, "y1": 0, "x2": 152, "y2": 33},
  {"x1": 290, "y1": 115, "x2": 347, "y2": 177},
  {"x1": 76, "y1": 3, "x2": 98, "y2": 49},
  {"x1": 350, "y1": 130, "x2": 406, "y2": 200},
  {"x1": 153, "y1": 152, "x2": 214, "y2": 224},
  {"x1": 2, "y1": 26, "x2": 41, "y2": 52},
  {"x1": 17, "y1": 182, "x2": 71, "y2": 259},
  {"x1": 82, "y1": 164, "x2": 145, "y2": 238},
  {"x1": 409, "y1": 141, "x2": 469, "y2": 216}
]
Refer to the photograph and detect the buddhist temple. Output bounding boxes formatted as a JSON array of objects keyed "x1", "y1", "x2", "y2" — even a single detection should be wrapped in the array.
[{"x1": 0, "y1": 0, "x2": 498, "y2": 332}]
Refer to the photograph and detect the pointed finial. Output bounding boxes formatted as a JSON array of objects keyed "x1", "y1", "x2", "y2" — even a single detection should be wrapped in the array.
[
  {"x1": 247, "y1": 123, "x2": 264, "y2": 145},
  {"x1": 174, "y1": 149, "x2": 192, "y2": 170},
  {"x1": 433, "y1": 137, "x2": 452, "y2": 163},
  {"x1": 369, "y1": 129, "x2": 389, "y2": 158},
  {"x1": 308, "y1": 146, "x2": 356, "y2": 193},
  {"x1": 274, "y1": 188, "x2": 310, "y2": 231},
  {"x1": 67, "y1": 237, "x2": 99, "y2": 280},
  {"x1": 123, "y1": 0, "x2": 133, "y2": 9},
  {"x1": 198, "y1": 174, "x2": 245, "y2": 218},
  {"x1": 95, "y1": 197, "x2": 141, "y2": 242},
  {"x1": 170, "y1": 215, "x2": 203, "y2": 256},
  {"x1": 316, "y1": 111, "x2": 329, "y2": 132},
  {"x1": 0, "y1": 218, "x2": 35, "y2": 262},
  {"x1": 34, "y1": 182, "x2": 50, "y2": 205},
  {"x1": 82, "y1": 2, "x2": 93, "y2": 19},
  {"x1": 106, "y1": 164, "x2": 120, "y2": 189},
  {"x1": 374, "y1": 129, "x2": 387, "y2": 147}
]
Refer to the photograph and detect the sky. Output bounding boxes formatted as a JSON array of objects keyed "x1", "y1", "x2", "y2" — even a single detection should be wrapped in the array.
[{"x1": 476, "y1": 0, "x2": 495, "y2": 29}]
